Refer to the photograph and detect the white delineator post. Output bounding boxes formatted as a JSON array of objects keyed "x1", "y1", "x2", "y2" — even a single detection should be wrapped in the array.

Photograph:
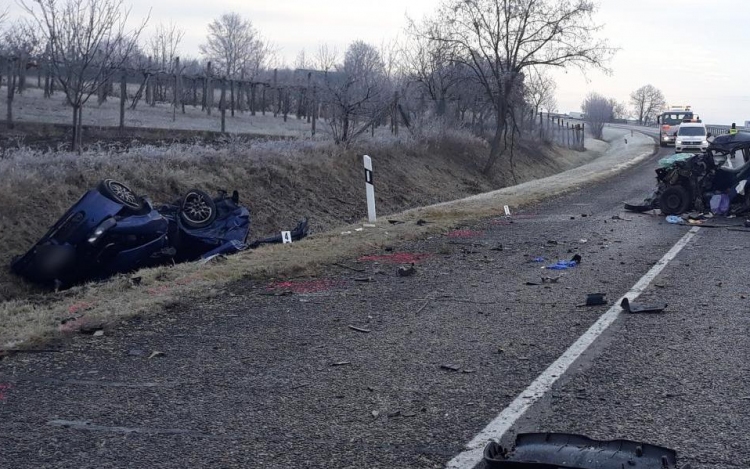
[{"x1": 364, "y1": 155, "x2": 376, "y2": 222}]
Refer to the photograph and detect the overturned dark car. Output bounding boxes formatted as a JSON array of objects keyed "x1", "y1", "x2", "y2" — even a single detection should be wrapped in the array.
[
  {"x1": 626, "y1": 132, "x2": 750, "y2": 215},
  {"x1": 11, "y1": 179, "x2": 308, "y2": 288}
]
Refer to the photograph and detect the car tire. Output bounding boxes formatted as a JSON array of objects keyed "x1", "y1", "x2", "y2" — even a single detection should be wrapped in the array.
[
  {"x1": 98, "y1": 179, "x2": 143, "y2": 211},
  {"x1": 659, "y1": 185, "x2": 691, "y2": 215},
  {"x1": 180, "y1": 189, "x2": 217, "y2": 228}
]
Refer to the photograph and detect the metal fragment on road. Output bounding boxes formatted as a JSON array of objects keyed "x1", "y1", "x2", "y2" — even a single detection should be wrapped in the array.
[
  {"x1": 441, "y1": 364, "x2": 461, "y2": 372},
  {"x1": 397, "y1": 265, "x2": 416, "y2": 277},
  {"x1": 620, "y1": 297, "x2": 667, "y2": 314},
  {"x1": 483, "y1": 433, "x2": 677, "y2": 469}
]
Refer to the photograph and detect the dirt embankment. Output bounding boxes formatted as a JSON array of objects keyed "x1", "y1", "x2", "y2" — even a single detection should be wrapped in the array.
[{"x1": 0, "y1": 129, "x2": 599, "y2": 302}]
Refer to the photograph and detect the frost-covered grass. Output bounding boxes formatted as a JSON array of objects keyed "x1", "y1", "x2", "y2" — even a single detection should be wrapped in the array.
[{"x1": 1, "y1": 86, "x2": 315, "y2": 137}]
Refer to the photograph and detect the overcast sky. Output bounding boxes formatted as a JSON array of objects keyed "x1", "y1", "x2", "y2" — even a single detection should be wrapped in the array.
[{"x1": 6, "y1": 0, "x2": 747, "y2": 124}]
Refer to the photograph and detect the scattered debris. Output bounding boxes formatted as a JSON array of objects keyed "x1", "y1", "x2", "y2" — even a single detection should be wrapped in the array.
[
  {"x1": 543, "y1": 254, "x2": 580, "y2": 270},
  {"x1": 92, "y1": 330, "x2": 105, "y2": 337},
  {"x1": 530, "y1": 257, "x2": 546, "y2": 263},
  {"x1": 352, "y1": 276, "x2": 375, "y2": 283},
  {"x1": 148, "y1": 351, "x2": 165, "y2": 359},
  {"x1": 371, "y1": 410, "x2": 380, "y2": 418},
  {"x1": 585, "y1": 293, "x2": 608, "y2": 306},
  {"x1": 541, "y1": 276, "x2": 560, "y2": 284},
  {"x1": 362, "y1": 223, "x2": 376, "y2": 228},
  {"x1": 388, "y1": 219, "x2": 405, "y2": 225},
  {"x1": 79, "y1": 323, "x2": 106, "y2": 335},
  {"x1": 440, "y1": 364, "x2": 461, "y2": 372},
  {"x1": 334, "y1": 262, "x2": 366, "y2": 273},
  {"x1": 397, "y1": 265, "x2": 417, "y2": 277},
  {"x1": 416, "y1": 300, "x2": 431, "y2": 314},
  {"x1": 484, "y1": 433, "x2": 677, "y2": 469},
  {"x1": 416, "y1": 219, "x2": 430, "y2": 226},
  {"x1": 579, "y1": 238, "x2": 588, "y2": 244},
  {"x1": 341, "y1": 231, "x2": 353, "y2": 235},
  {"x1": 348, "y1": 325, "x2": 371, "y2": 334},
  {"x1": 611, "y1": 215, "x2": 633, "y2": 221},
  {"x1": 490, "y1": 244, "x2": 504, "y2": 251},
  {"x1": 666, "y1": 215, "x2": 684, "y2": 224},
  {"x1": 331, "y1": 361, "x2": 351, "y2": 367},
  {"x1": 621, "y1": 297, "x2": 668, "y2": 314}
]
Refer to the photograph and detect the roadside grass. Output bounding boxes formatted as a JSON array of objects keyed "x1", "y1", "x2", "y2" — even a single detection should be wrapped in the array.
[{"x1": 0, "y1": 127, "x2": 641, "y2": 351}]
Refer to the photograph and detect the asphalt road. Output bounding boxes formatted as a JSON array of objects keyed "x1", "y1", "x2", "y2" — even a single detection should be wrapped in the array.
[{"x1": 1, "y1": 133, "x2": 748, "y2": 469}]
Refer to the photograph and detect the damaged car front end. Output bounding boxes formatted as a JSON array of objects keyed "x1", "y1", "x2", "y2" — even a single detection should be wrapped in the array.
[
  {"x1": 11, "y1": 180, "x2": 171, "y2": 287},
  {"x1": 626, "y1": 132, "x2": 750, "y2": 216}
]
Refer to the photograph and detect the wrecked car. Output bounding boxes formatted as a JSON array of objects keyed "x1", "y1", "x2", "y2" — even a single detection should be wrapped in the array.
[
  {"x1": 625, "y1": 132, "x2": 750, "y2": 215},
  {"x1": 11, "y1": 179, "x2": 309, "y2": 288}
]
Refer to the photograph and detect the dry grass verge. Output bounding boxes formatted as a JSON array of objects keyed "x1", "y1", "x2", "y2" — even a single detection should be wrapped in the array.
[{"x1": 0, "y1": 127, "x2": 646, "y2": 350}]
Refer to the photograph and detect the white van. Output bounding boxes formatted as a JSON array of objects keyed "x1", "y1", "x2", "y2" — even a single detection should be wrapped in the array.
[{"x1": 675, "y1": 122, "x2": 709, "y2": 153}]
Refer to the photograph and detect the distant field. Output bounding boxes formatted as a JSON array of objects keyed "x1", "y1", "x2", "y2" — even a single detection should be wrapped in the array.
[{"x1": 1, "y1": 85, "x2": 316, "y2": 138}]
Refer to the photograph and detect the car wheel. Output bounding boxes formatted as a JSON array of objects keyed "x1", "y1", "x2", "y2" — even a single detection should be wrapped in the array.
[
  {"x1": 180, "y1": 189, "x2": 217, "y2": 228},
  {"x1": 98, "y1": 179, "x2": 143, "y2": 211},
  {"x1": 659, "y1": 185, "x2": 691, "y2": 215}
]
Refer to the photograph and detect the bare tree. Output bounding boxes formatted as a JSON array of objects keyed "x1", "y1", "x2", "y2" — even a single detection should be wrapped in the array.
[
  {"x1": 294, "y1": 49, "x2": 310, "y2": 70},
  {"x1": 200, "y1": 13, "x2": 269, "y2": 79},
  {"x1": 20, "y1": 0, "x2": 148, "y2": 150},
  {"x1": 149, "y1": 21, "x2": 184, "y2": 72},
  {"x1": 403, "y1": 16, "x2": 465, "y2": 117},
  {"x1": 630, "y1": 84, "x2": 665, "y2": 126},
  {"x1": 610, "y1": 99, "x2": 628, "y2": 121},
  {"x1": 525, "y1": 68, "x2": 557, "y2": 119},
  {"x1": 582, "y1": 92, "x2": 613, "y2": 139},
  {"x1": 320, "y1": 40, "x2": 391, "y2": 144},
  {"x1": 379, "y1": 37, "x2": 402, "y2": 80},
  {"x1": 314, "y1": 43, "x2": 338, "y2": 72},
  {"x1": 1, "y1": 20, "x2": 42, "y2": 92},
  {"x1": 432, "y1": 0, "x2": 613, "y2": 173}
]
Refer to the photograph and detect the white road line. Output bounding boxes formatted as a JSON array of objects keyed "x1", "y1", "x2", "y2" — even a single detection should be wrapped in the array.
[{"x1": 447, "y1": 227, "x2": 701, "y2": 469}]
